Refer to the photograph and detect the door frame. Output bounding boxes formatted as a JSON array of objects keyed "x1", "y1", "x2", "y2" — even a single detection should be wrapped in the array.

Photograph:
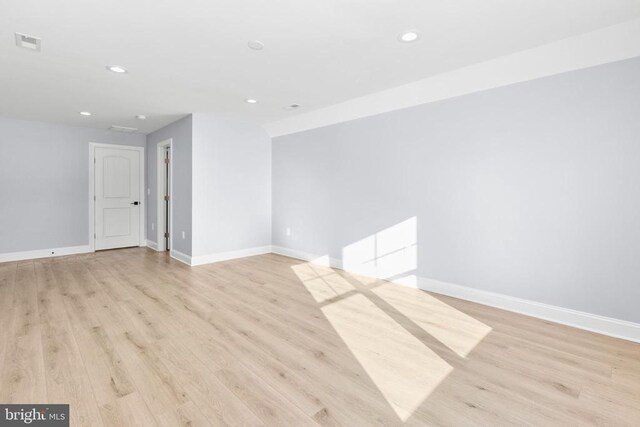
[
  {"x1": 156, "y1": 139, "x2": 172, "y2": 252},
  {"x1": 89, "y1": 142, "x2": 146, "y2": 252}
]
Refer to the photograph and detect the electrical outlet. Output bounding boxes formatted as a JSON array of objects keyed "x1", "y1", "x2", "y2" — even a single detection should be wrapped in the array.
[
  {"x1": 182, "y1": 231, "x2": 186, "y2": 240},
  {"x1": 147, "y1": 188, "x2": 150, "y2": 196},
  {"x1": 286, "y1": 227, "x2": 291, "y2": 236},
  {"x1": 151, "y1": 223, "x2": 154, "y2": 231}
]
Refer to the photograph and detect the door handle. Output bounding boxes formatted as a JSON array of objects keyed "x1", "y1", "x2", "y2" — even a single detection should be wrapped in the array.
[{"x1": 131, "y1": 201, "x2": 140, "y2": 205}]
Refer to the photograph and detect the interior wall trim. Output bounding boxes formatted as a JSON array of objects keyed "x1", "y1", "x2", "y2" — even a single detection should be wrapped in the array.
[
  {"x1": 169, "y1": 249, "x2": 192, "y2": 266},
  {"x1": 168, "y1": 246, "x2": 272, "y2": 266},
  {"x1": 271, "y1": 245, "x2": 640, "y2": 344},
  {"x1": 190, "y1": 246, "x2": 273, "y2": 266},
  {"x1": 0, "y1": 245, "x2": 92, "y2": 263}
]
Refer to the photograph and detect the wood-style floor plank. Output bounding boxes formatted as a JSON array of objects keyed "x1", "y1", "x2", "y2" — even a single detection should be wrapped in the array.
[
  {"x1": 36, "y1": 260, "x2": 104, "y2": 427},
  {"x1": 1, "y1": 262, "x2": 47, "y2": 404},
  {"x1": 1, "y1": 248, "x2": 639, "y2": 426}
]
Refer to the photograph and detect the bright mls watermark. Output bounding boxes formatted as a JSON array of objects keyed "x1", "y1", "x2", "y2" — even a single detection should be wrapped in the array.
[{"x1": 1, "y1": 405, "x2": 68, "y2": 426}]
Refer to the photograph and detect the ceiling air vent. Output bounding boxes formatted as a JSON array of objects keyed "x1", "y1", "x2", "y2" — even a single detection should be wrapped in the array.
[
  {"x1": 109, "y1": 125, "x2": 138, "y2": 133},
  {"x1": 15, "y1": 32, "x2": 41, "y2": 51}
]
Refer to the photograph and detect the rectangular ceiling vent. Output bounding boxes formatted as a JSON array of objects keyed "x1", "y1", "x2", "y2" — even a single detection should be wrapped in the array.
[
  {"x1": 15, "y1": 32, "x2": 41, "y2": 51},
  {"x1": 109, "y1": 125, "x2": 138, "y2": 133}
]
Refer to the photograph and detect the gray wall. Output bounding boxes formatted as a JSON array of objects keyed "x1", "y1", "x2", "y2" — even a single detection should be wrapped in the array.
[
  {"x1": 272, "y1": 57, "x2": 640, "y2": 323},
  {"x1": 0, "y1": 116, "x2": 145, "y2": 253},
  {"x1": 145, "y1": 113, "x2": 271, "y2": 259},
  {"x1": 192, "y1": 113, "x2": 271, "y2": 257},
  {"x1": 146, "y1": 115, "x2": 193, "y2": 256}
]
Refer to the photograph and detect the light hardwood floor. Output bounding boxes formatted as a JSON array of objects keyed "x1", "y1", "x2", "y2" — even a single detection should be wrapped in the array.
[{"x1": 1, "y1": 248, "x2": 639, "y2": 426}]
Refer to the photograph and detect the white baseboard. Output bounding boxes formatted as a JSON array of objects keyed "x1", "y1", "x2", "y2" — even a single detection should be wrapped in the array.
[
  {"x1": 412, "y1": 277, "x2": 640, "y2": 344},
  {"x1": 191, "y1": 246, "x2": 273, "y2": 266},
  {"x1": 145, "y1": 240, "x2": 159, "y2": 251},
  {"x1": 169, "y1": 249, "x2": 192, "y2": 266},
  {"x1": 169, "y1": 245, "x2": 273, "y2": 267},
  {"x1": 272, "y1": 245, "x2": 342, "y2": 268},
  {"x1": 271, "y1": 246, "x2": 640, "y2": 343},
  {"x1": 0, "y1": 245, "x2": 92, "y2": 263}
]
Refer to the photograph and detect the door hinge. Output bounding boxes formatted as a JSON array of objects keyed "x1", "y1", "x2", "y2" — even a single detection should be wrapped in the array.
[
  {"x1": 93, "y1": 195, "x2": 96, "y2": 201},
  {"x1": 164, "y1": 195, "x2": 170, "y2": 201},
  {"x1": 164, "y1": 232, "x2": 170, "y2": 238},
  {"x1": 94, "y1": 233, "x2": 96, "y2": 239},
  {"x1": 164, "y1": 158, "x2": 170, "y2": 164},
  {"x1": 94, "y1": 157, "x2": 96, "y2": 164}
]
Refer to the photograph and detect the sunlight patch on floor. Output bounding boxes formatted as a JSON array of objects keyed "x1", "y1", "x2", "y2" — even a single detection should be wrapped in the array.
[
  {"x1": 322, "y1": 294, "x2": 452, "y2": 421},
  {"x1": 372, "y1": 283, "x2": 492, "y2": 358},
  {"x1": 290, "y1": 216, "x2": 492, "y2": 420},
  {"x1": 292, "y1": 262, "x2": 355, "y2": 303}
]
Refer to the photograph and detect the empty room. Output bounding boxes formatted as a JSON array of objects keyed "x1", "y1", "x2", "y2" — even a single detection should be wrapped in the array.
[{"x1": 1, "y1": 1, "x2": 640, "y2": 426}]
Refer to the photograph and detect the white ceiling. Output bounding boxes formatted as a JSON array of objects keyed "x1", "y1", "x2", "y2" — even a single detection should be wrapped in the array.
[{"x1": 2, "y1": 0, "x2": 640, "y2": 134}]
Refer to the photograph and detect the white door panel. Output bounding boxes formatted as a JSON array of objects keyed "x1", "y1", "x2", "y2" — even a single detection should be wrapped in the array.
[
  {"x1": 103, "y1": 155, "x2": 131, "y2": 198},
  {"x1": 103, "y1": 208, "x2": 131, "y2": 236},
  {"x1": 95, "y1": 147, "x2": 141, "y2": 250}
]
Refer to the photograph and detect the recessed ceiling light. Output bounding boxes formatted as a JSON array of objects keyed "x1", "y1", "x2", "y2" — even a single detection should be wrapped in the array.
[
  {"x1": 284, "y1": 104, "x2": 301, "y2": 110},
  {"x1": 79, "y1": 111, "x2": 92, "y2": 116},
  {"x1": 136, "y1": 115, "x2": 147, "y2": 120},
  {"x1": 248, "y1": 40, "x2": 264, "y2": 51},
  {"x1": 245, "y1": 98, "x2": 258, "y2": 104},
  {"x1": 106, "y1": 65, "x2": 127, "y2": 73},
  {"x1": 398, "y1": 30, "x2": 420, "y2": 43}
]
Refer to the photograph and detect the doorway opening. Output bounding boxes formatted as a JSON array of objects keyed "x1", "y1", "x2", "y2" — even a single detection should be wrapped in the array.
[{"x1": 157, "y1": 139, "x2": 172, "y2": 252}]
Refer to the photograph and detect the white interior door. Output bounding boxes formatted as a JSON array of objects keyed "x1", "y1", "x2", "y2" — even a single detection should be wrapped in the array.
[{"x1": 94, "y1": 146, "x2": 141, "y2": 250}]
